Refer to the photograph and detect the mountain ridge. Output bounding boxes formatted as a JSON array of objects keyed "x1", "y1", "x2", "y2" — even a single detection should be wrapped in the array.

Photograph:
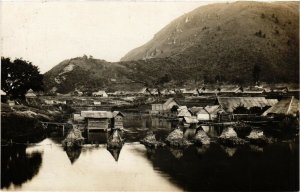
[{"x1": 44, "y1": 1, "x2": 299, "y2": 93}]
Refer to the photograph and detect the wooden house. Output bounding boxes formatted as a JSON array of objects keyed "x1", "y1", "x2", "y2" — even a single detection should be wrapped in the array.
[
  {"x1": 81, "y1": 111, "x2": 113, "y2": 131},
  {"x1": 92, "y1": 90, "x2": 108, "y2": 97},
  {"x1": 25, "y1": 89, "x2": 37, "y2": 103},
  {"x1": 24, "y1": 89, "x2": 38, "y2": 105},
  {"x1": 151, "y1": 98, "x2": 179, "y2": 114},
  {"x1": 7, "y1": 100, "x2": 15, "y2": 106},
  {"x1": 80, "y1": 110, "x2": 125, "y2": 131},
  {"x1": 112, "y1": 111, "x2": 125, "y2": 129},
  {"x1": 25, "y1": 89, "x2": 37, "y2": 98}
]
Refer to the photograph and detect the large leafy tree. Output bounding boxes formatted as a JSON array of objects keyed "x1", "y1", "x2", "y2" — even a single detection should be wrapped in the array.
[{"x1": 1, "y1": 57, "x2": 44, "y2": 99}]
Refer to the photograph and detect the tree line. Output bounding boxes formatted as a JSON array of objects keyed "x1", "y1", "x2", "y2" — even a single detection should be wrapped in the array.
[{"x1": 1, "y1": 57, "x2": 44, "y2": 99}]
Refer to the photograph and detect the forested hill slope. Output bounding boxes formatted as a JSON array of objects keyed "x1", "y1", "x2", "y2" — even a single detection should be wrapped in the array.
[{"x1": 121, "y1": 1, "x2": 299, "y2": 83}]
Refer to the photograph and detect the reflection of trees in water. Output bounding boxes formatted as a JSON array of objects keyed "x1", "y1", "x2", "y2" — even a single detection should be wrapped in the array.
[
  {"x1": 65, "y1": 148, "x2": 81, "y2": 164},
  {"x1": 169, "y1": 147, "x2": 184, "y2": 159},
  {"x1": 143, "y1": 143, "x2": 299, "y2": 191},
  {"x1": 249, "y1": 144, "x2": 264, "y2": 152},
  {"x1": 1, "y1": 146, "x2": 42, "y2": 189}
]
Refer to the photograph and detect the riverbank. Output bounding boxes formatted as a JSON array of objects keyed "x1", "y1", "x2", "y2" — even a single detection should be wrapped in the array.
[{"x1": 1, "y1": 103, "x2": 72, "y2": 145}]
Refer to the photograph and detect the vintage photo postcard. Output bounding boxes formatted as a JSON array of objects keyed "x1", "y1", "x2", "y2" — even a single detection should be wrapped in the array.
[{"x1": 1, "y1": 0, "x2": 299, "y2": 191}]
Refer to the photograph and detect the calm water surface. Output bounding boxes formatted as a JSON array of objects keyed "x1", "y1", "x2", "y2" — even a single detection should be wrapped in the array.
[{"x1": 2, "y1": 116, "x2": 299, "y2": 191}]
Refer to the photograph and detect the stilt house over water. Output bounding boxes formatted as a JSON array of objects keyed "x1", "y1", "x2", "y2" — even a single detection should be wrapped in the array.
[{"x1": 80, "y1": 111, "x2": 125, "y2": 132}]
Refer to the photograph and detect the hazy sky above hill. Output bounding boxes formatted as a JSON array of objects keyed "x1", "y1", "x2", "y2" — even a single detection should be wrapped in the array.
[{"x1": 0, "y1": 1, "x2": 217, "y2": 73}]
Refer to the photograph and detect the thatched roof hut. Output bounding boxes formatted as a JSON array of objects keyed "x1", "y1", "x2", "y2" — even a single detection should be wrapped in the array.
[
  {"x1": 262, "y1": 96, "x2": 299, "y2": 116},
  {"x1": 217, "y1": 97, "x2": 278, "y2": 113},
  {"x1": 25, "y1": 89, "x2": 37, "y2": 98}
]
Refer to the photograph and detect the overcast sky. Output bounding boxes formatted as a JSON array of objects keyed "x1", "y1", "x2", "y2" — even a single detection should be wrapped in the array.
[{"x1": 0, "y1": 1, "x2": 217, "y2": 73}]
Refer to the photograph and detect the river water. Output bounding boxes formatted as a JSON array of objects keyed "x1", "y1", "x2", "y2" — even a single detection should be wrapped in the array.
[{"x1": 1, "y1": 116, "x2": 299, "y2": 191}]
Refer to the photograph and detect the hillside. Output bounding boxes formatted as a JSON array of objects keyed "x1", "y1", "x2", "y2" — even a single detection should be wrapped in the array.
[
  {"x1": 121, "y1": 1, "x2": 299, "y2": 83},
  {"x1": 44, "y1": 2, "x2": 299, "y2": 93},
  {"x1": 43, "y1": 56, "x2": 133, "y2": 93}
]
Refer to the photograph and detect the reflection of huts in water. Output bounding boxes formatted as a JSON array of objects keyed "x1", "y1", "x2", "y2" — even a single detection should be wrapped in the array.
[
  {"x1": 65, "y1": 148, "x2": 81, "y2": 164},
  {"x1": 220, "y1": 145, "x2": 237, "y2": 157},
  {"x1": 107, "y1": 147, "x2": 122, "y2": 161},
  {"x1": 249, "y1": 144, "x2": 264, "y2": 153},
  {"x1": 169, "y1": 148, "x2": 184, "y2": 159},
  {"x1": 262, "y1": 96, "x2": 299, "y2": 118},
  {"x1": 196, "y1": 145, "x2": 210, "y2": 155}
]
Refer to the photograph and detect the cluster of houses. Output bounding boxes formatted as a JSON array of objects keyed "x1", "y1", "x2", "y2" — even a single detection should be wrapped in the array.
[
  {"x1": 49, "y1": 84, "x2": 299, "y2": 98},
  {"x1": 151, "y1": 96, "x2": 299, "y2": 125}
]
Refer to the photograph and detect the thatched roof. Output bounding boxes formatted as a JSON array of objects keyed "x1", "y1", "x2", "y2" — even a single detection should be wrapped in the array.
[
  {"x1": 163, "y1": 98, "x2": 178, "y2": 107},
  {"x1": 112, "y1": 111, "x2": 125, "y2": 117},
  {"x1": 189, "y1": 107, "x2": 204, "y2": 115},
  {"x1": 262, "y1": 97, "x2": 299, "y2": 116},
  {"x1": 204, "y1": 105, "x2": 221, "y2": 114},
  {"x1": 25, "y1": 89, "x2": 36, "y2": 97},
  {"x1": 218, "y1": 97, "x2": 278, "y2": 113},
  {"x1": 177, "y1": 107, "x2": 192, "y2": 117}
]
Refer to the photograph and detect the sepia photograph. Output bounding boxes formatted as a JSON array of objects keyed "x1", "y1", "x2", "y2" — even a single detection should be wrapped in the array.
[{"x1": 0, "y1": 0, "x2": 299, "y2": 191}]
